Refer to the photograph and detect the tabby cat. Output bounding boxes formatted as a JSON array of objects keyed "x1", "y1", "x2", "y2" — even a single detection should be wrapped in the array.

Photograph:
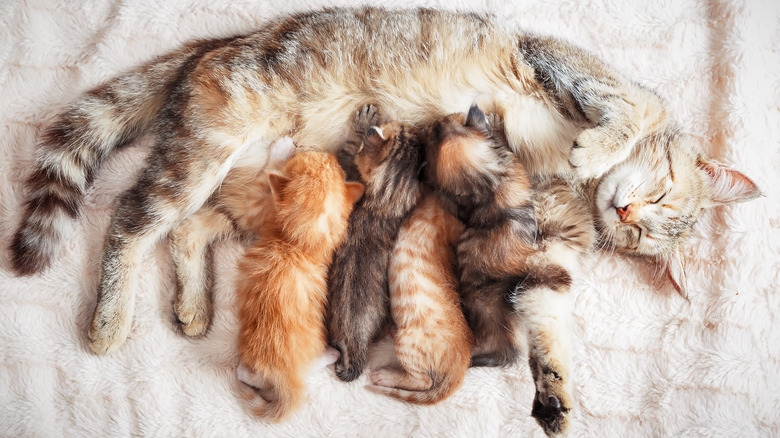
[
  {"x1": 9, "y1": 6, "x2": 759, "y2": 436},
  {"x1": 326, "y1": 105, "x2": 424, "y2": 382},
  {"x1": 368, "y1": 189, "x2": 471, "y2": 405},
  {"x1": 235, "y1": 151, "x2": 363, "y2": 421}
]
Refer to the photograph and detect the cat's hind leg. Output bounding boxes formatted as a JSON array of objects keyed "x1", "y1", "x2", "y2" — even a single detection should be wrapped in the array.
[
  {"x1": 88, "y1": 133, "x2": 255, "y2": 354},
  {"x1": 169, "y1": 208, "x2": 236, "y2": 337}
]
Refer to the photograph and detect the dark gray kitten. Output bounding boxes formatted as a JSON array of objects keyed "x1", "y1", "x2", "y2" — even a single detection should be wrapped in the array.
[{"x1": 327, "y1": 105, "x2": 423, "y2": 382}]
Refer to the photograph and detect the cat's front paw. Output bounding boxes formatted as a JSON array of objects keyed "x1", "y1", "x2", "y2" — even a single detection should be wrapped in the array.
[
  {"x1": 353, "y1": 104, "x2": 383, "y2": 134},
  {"x1": 568, "y1": 129, "x2": 622, "y2": 180},
  {"x1": 530, "y1": 367, "x2": 572, "y2": 436}
]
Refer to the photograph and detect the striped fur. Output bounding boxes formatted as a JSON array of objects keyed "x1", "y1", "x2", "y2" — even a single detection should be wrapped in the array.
[
  {"x1": 8, "y1": 6, "x2": 760, "y2": 436},
  {"x1": 368, "y1": 190, "x2": 471, "y2": 404}
]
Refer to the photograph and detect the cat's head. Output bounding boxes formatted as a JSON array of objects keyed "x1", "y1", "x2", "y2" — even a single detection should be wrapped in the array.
[
  {"x1": 424, "y1": 105, "x2": 518, "y2": 210},
  {"x1": 594, "y1": 127, "x2": 760, "y2": 295},
  {"x1": 268, "y1": 151, "x2": 363, "y2": 248}
]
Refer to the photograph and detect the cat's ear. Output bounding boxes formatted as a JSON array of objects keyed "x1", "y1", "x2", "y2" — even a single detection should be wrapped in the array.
[
  {"x1": 662, "y1": 245, "x2": 688, "y2": 300},
  {"x1": 465, "y1": 104, "x2": 489, "y2": 133},
  {"x1": 267, "y1": 172, "x2": 291, "y2": 202},
  {"x1": 363, "y1": 126, "x2": 388, "y2": 152},
  {"x1": 698, "y1": 159, "x2": 761, "y2": 207},
  {"x1": 344, "y1": 182, "x2": 365, "y2": 204}
]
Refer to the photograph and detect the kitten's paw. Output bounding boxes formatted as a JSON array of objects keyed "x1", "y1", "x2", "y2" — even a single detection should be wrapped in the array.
[
  {"x1": 174, "y1": 296, "x2": 211, "y2": 338},
  {"x1": 530, "y1": 367, "x2": 572, "y2": 436},
  {"x1": 268, "y1": 136, "x2": 296, "y2": 166},
  {"x1": 486, "y1": 112, "x2": 504, "y2": 130},
  {"x1": 568, "y1": 129, "x2": 621, "y2": 180},
  {"x1": 369, "y1": 368, "x2": 399, "y2": 388},
  {"x1": 88, "y1": 306, "x2": 132, "y2": 355},
  {"x1": 312, "y1": 347, "x2": 341, "y2": 370},
  {"x1": 353, "y1": 104, "x2": 383, "y2": 133},
  {"x1": 333, "y1": 352, "x2": 364, "y2": 382}
]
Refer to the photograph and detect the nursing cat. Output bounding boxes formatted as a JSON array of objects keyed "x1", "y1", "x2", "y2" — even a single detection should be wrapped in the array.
[{"x1": 9, "y1": 6, "x2": 760, "y2": 436}]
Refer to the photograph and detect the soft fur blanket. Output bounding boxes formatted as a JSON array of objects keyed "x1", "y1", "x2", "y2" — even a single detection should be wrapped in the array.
[{"x1": 1, "y1": 0, "x2": 777, "y2": 436}]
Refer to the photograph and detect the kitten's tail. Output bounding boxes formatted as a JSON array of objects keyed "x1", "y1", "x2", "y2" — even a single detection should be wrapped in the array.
[
  {"x1": 366, "y1": 369, "x2": 467, "y2": 405},
  {"x1": 10, "y1": 40, "x2": 222, "y2": 275}
]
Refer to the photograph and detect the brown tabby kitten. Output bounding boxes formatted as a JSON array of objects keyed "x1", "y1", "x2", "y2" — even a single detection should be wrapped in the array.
[
  {"x1": 9, "y1": 6, "x2": 760, "y2": 436},
  {"x1": 368, "y1": 189, "x2": 472, "y2": 405},
  {"x1": 327, "y1": 105, "x2": 424, "y2": 383},
  {"x1": 235, "y1": 151, "x2": 363, "y2": 421},
  {"x1": 425, "y1": 105, "x2": 537, "y2": 368}
]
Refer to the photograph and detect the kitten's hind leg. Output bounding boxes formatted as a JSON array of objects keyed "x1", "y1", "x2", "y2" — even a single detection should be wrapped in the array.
[
  {"x1": 462, "y1": 283, "x2": 521, "y2": 368},
  {"x1": 88, "y1": 136, "x2": 249, "y2": 355},
  {"x1": 169, "y1": 208, "x2": 235, "y2": 337}
]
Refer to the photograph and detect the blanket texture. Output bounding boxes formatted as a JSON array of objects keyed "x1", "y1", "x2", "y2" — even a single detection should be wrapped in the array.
[{"x1": 1, "y1": 0, "x2": 778, "y2": 436}]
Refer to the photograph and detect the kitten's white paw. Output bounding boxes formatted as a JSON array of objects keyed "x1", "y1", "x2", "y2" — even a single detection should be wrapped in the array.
[
  {"x1": 237, "y1": 364, "x2": 255, "y2": 387},
  {"x1": 268, "y1": 136, "x2": 296, "y2": 166}
]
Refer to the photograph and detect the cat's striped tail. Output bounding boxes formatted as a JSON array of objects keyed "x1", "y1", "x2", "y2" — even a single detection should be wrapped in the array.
[
  {"x1": 366, "y1": 370, "x2": 466, "y2": 405},
  {"x1": 10, "y1": 41, "x2": 216, "y2": 275}
]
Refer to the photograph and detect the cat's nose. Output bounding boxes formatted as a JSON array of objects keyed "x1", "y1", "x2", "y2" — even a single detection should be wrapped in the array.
[{"x1": 616, "y1": 204, "x2": 631, "y2": 222}]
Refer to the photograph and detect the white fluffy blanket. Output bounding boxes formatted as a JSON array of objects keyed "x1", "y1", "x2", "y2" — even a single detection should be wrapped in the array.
[{"x1": 1, "y1": 0, "x2": 778, "y2": 436}]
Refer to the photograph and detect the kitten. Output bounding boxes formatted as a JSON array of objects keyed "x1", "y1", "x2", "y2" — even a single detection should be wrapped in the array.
[
  {"x1": 425, "y1": 105, "x2": 537, "y2": 368},
  {"x1": 327, "y1": 105, "x2": 424, "y2": 382},
  {"x1": 368, "y1": 189, "x2": 472, "y2": 405},
  {"x1": 235, "y1": 150, "x2": 363, "y2": 421}
]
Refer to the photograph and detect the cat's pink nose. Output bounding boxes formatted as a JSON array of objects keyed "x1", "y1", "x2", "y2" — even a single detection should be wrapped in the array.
[{"x1": 616, "y1": 204, "x2": 631, "y2": 222}]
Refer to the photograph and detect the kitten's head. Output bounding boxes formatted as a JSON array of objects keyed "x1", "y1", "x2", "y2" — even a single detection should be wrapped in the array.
[
  {"x1": 268, "y1": 151, "x2": 363, "y2": 249},
  {"x1": 353, "y1": 120, "x2": 424, "y2": 210},
  {"x1": 424, "y1": 105, "x2": 517, "y2": 209},
  {"x1": 594, "y1": 128, "x2": 760, "y2": 294}
]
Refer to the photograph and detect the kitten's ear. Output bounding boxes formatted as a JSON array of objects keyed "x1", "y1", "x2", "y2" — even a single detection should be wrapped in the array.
[
  {"x1": 662, "y1": 245, "x2": 688, "y2": 300},
  {"x1": 465, "y1": 104, "x2": 489, "y2": 133},
  {"x1": 363, "y1": 126, "x2": 388, "y2": 151},
  {"x1": 267, "y1": 172, "x2": 291, "y2": 202},
  {"x1": 698, "y1": 159, "x2": 761, "y2": 206},
  {"x1": 344, "y1": 182, "x2": 365, "y2": 204}
]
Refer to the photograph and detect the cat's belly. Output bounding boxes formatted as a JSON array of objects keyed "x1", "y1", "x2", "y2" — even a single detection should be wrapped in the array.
[{"x1": 290, "y1": 80, "x2": 578, "y2": 178}]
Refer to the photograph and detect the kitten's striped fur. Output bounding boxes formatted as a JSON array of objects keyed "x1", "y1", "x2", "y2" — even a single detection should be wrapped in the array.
[{"x1": 369, "y1": 190, "x2": 471, "y2": 404}]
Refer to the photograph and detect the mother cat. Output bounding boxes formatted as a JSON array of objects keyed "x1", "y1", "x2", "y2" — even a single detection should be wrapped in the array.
[{"x1": 10, "y1": 6, "x2": 758, "y2": 436}]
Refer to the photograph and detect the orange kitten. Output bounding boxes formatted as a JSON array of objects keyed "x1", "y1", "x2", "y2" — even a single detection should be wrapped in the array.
[
  {"x1": 235, "y1": 151, "x2": 363, "y2": 421},
  {"x1": 368, "y1": 190, "x2": 472, "y2": 404}
]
